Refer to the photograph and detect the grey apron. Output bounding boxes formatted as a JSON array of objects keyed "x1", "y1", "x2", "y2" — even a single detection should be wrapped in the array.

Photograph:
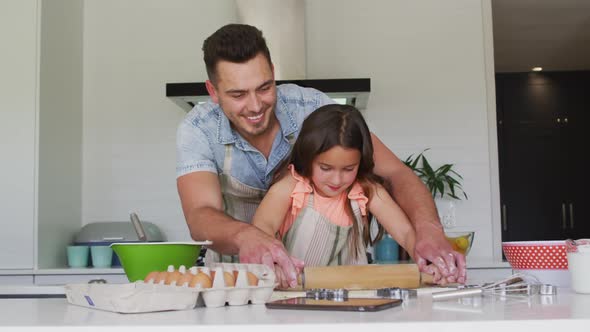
[
  {"x1": 205, "y1": 145, "x2": 267, "y2": 263},
  {"x1": 282, "y1": 193, "x2": 368, "y2": 266},
  {"x1": 205, "y1": 134, "x2": 295, "y2": 263}
]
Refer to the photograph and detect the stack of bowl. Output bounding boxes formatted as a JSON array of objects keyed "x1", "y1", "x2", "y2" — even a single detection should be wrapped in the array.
[
  {"x1": 111, "y1": 241, "x2": 212, "y2": 282},
  {"x1": 502, "y1": 240, "x2": 570, "y2": 287}
]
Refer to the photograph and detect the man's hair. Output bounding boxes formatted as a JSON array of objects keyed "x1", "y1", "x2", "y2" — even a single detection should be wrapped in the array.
[{"x1": 202, "y1": 24, "x2": 272, "y2": 84}]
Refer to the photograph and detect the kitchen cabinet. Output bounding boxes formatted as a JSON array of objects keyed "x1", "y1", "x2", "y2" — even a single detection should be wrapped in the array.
[
  {"x1": 1, "y1": 0, "x2": 84, "y2": 272},
  {"x1": 496, "y1": 71, "x2": 590, "y2": 241},
  {"x1": 0, "y1": 0, "x2": 38, "y2": 269},
  {"x1": 564, "y1": 80, "x2": 590, "y2": 239}
]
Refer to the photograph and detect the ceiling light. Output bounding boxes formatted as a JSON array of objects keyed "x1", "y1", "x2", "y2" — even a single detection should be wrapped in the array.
[{"x1": 532, "y1": 67, "x2": 543, "y2": 72}]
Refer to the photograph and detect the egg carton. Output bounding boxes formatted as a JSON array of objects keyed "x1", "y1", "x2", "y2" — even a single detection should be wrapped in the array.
[
  {"x1": 205, "y1": 262, "x2": 276, "y2": 306},
  {"x1": 65, "y1": 282, "x2": 201, "y2": 313},
  {"x1": 64, "y1": 263, "x2": 276, "y2": 313},
  {"x1": 143, "y1": 262, "x2": 277, "y2": 308}
]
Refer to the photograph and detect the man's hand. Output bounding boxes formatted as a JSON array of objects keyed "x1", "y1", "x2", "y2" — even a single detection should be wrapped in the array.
[
  {"x1": 237, "y1": 226, "x2": 304, "y2": 288},
  {"x1": 422, "y1": 263, "x2": 455, "y2": 286},
  {"x1": 414, "y1": 222, "x2": 466, "y2": 284},
  {"x1": 369, "y1": 134, "x2": 467, "y2": 283}
]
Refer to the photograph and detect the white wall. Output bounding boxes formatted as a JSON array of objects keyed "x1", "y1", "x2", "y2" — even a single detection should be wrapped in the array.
[
  {"x1": 82, "y1": 0, "x2": 238, "y2": 240},
  {"x1": 236, "y1": 0, "x2": 306, "y2": 80},
  {"x1": 37, "y1": 0, "x2": 84, "y2": 269},
  {"x1": 79, "y1": 0, "x2": 498, "y2": 260},
  {"x1": 306, "y1": 0, "x2": 496, "y2": 260},
  {"x1": 0, "y1": 0, "x2": 38, "y2": 269}
]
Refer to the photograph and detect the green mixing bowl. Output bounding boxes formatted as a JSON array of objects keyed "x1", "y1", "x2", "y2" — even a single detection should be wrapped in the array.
[{"x1": 110, "y1": 241, "x2": 212, "y2": 282}]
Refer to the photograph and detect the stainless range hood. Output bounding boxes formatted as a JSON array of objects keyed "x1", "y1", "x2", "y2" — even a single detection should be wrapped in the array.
[
  {"x1": 166, "y1": 78, "x2": 370, "y2": 112},
  {"x1": 166, "y1": 0, "x2": 370, "y2": 112}
]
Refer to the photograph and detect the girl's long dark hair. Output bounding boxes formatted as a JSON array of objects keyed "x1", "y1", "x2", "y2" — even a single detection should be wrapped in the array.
[{"x1": 274, "y1": 104, "x2": 388, "y2": 258}]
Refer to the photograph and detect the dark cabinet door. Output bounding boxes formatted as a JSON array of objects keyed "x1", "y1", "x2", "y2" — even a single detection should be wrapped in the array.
[
  {"x1": 563, "y1": 74, "x2": 590, "y2": 239},
  {"x1": 497, "y1": 73, "x2": 569, "y2": 241},
  {"x1": 498, "y1": 71, "x2": 590, "y2": 242}
]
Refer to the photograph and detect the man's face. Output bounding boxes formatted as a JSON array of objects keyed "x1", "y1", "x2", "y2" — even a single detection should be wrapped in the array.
[{"x1": 206, "y1": 53, "x2": 277, "y2": 141}]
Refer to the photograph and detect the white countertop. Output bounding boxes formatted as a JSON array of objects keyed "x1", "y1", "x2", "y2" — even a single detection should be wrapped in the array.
[
  {"x1": 0, "y1": 268, "x2": 125, "y2": 275},
  {"x1": 34, "y1": 267, "x2": 125, "y2": 275},
  {"x1": 1, "y1": 286, "x2": 589, "y2": 332}
]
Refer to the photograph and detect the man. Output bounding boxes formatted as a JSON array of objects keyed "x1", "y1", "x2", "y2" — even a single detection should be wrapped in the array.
[{"x1": 176, "y1": 24, "x2": 465, "y2": 287}]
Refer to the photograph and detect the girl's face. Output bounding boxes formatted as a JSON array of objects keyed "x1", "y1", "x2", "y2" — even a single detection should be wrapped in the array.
[{"x1": 311, "y1": 145, "x2": 361, "y2": 198}]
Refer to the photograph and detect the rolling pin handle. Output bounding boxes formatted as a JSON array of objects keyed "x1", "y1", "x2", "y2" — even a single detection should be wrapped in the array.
[
  {"x1": 420, "y1": 272, "x2": 435, "y2": 285},
  {"x1": 296, "y1": 272, "x2": 305, "y2": 289}
]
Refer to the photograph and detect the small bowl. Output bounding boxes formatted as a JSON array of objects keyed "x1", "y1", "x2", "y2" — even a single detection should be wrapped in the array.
[
  {"x1": 111, "y1": 241, "x2": 212, "y2": 282},
  {"x1": 445, "y1": 231, "x2": 475, "y2": 256},
  {"x1": 502, "y1": 240, "x2": 570, "y2": 287}
]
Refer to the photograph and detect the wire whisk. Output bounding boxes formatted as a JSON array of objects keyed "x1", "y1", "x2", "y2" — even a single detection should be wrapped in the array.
[{"x1": 431, "y1": 273, "x2": 557, "y2": 301}]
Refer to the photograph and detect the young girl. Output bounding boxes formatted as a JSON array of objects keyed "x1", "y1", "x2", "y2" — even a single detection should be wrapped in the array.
[{"x1": 252, "y1": 104, "x2": 422, "y2": 287}]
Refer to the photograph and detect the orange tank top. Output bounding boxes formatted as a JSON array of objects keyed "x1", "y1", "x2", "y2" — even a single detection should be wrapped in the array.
[{"x1": 278, "y1": 165, "x2": 368, "y2": 238}]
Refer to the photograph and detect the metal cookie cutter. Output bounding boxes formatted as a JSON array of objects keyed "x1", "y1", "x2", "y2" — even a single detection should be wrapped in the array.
[
  {"x1": 539, "y1": 284, "x2": 558, "y2": 295},
  {"x1": 305, "y1": 288, "x2": 349, "y2": 301},
  {"x1": 376, "y1": 287, "x2": 417, "y2": 301}
]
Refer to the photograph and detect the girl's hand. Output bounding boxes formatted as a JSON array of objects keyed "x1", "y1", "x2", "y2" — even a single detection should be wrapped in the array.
[
  {"x1": 273, "y1": 258, "x2": 305, "y2": 289},
  {"x1": 423, "y1": 262, "x2": 464, "y2": 285},
  {"x1": 414, "y1": 222, "x2": 467, "y2": 284}
]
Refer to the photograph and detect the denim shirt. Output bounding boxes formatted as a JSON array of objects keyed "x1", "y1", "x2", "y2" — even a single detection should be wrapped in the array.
[{"x1": 176, "y1": 84, "x2": 335, "y2": 190}]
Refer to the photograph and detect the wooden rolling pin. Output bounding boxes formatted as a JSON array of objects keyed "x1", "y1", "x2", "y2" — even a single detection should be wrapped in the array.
[{"x1": 293, "y1": 263, "x2": 434, "y2": 290}]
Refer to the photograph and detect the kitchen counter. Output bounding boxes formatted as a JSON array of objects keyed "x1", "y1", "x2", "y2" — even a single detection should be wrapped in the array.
[{"x1": 1, "y1": 287, "x2": 589, "y2": 332}]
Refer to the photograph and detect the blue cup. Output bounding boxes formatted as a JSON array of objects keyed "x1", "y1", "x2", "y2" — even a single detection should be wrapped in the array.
[
  {"x1": 67, "y1": 245, "x2": 89, "y2": 268},
  {"x1": 374, "y1": 235, "x2": 399, "y2": 263},
  {"x1": 90, "y1": 246, "x2": 114, "y2": 268}
]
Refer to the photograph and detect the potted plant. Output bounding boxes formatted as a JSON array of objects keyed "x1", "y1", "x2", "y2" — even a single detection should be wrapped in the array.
[
  {"x1": 375, "y1": 149, "x2": 470, "y2": 262},
  {"x1": 403, "y1": 149, "x2": 473, "y2": 256},
  {"x1": 403, "y1": 149, "x2": 467, "y2": 200}
]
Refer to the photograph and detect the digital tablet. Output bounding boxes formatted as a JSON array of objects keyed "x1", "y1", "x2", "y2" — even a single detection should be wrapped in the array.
[{"x1": 265, "y1": 297, "x2": 402, "y2": 312}]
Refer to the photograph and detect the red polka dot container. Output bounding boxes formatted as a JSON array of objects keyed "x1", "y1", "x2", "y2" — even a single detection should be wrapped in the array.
[
  {"x1": 502, "y1": 240, "x2": 568, "y2": 270},
  {"x1": 502, "y1": 240, "x2": 571, "y2": 287}
]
